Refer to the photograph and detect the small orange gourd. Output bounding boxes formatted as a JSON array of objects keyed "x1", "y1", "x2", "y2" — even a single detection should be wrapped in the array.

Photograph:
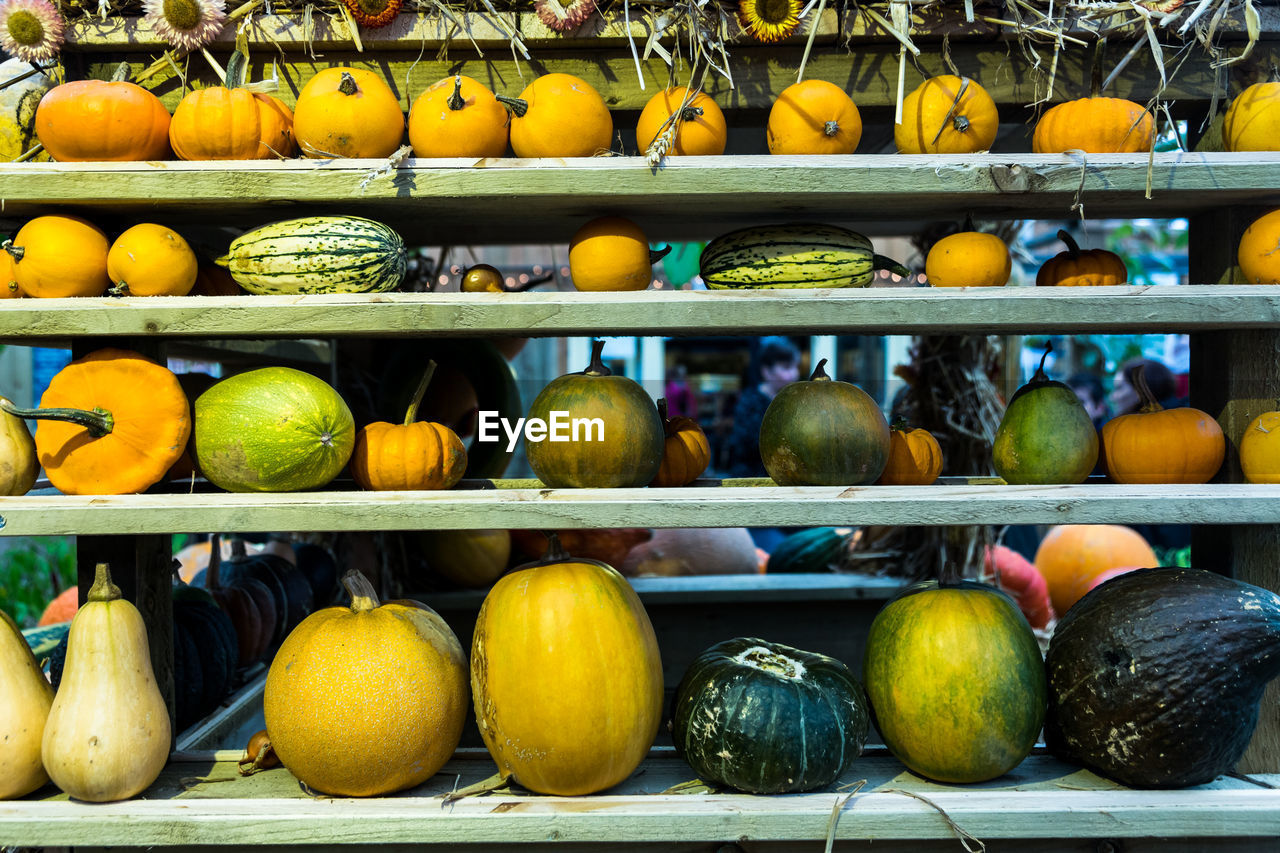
[
  {"x1": 1224, "y1": 82, "x2": 1280, "y2": 152},
  {"x1": 1032, "y1": 97, "x2": 1154, "y2": 154},
  {"x1": 4, "y1": 215, "x2": 111, "y2": 298},
  {"x1": 569, "y1": 216, "x2": 670, "y2": 292},
  {"x1": 876, "y1": 421, "x2": 943, "y2": 485},
  {"x1": 1100, "y1": 364, "x2": 1225, "y2": 485},
  {"x1": 1035, "y1": 229, "x2": 1128, "y2": 287},
  {"x1": 1241, "y1": 408, "x2": 1280, "y2": 483},
  {"x1": 191, "y1": 263, "x2": 243, "y2": 296},
  {"x1": 896, "y1": 75, "x2": 999, "y2": 155},
  {"x1": 1238, "y1": 208, "x2": 1280, "y2": 284},
  {"x1": 635, "y1": 87, "x2": 727, "y2": 157},
  {"x1": 651, "y1": 398, "x2": 710, "y2": 487},
  {"x1": 293, "y1": 67, "x2": 404, "y2": 159},
  {"x1": 926, "y1": 229, "x2": 1011, "y2": 287},
  {"x1": 460, "y1": 263, "x2": 505, "y2": 293},
  {"x1": 500, "y1": 73, "x2": 613, "y2": 159},
  {"x1": 350, "y1": 361, "x2": 467, "y2": 490},
  {"x1": 408, "y1": 75, "x2": 509, "y2": 159},
  {"x1": 107, "y1": 224, "x2": 199, "y2": 297},
  {"x1": 35, "y1": 64, "x2": 171, "y2": 162},
  {"x1": 767, "y1": 80, "x2": 861, "y2": 155},
  {"x1": 169, "y1": 52, "x2": 296, "y2": 161}
]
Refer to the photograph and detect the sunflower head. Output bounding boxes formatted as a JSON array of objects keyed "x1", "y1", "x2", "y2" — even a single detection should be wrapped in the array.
[
  {"x1": 143, "y1": 0, "x2": 227, "y2": 51},
  {"x1": 343, "y1": 0, "x2": 404, "y2": 28},
  {"x1": 738, "y1": 0, "x2": 802, "y2": 44},
  {"x1": 0, "y1": 0, "x2": 64, "y2": 63}
]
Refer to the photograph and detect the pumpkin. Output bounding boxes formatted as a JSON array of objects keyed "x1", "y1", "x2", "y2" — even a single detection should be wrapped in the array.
[
  {"x1": 509, "y1": 527, "x2": 652, "y2": 568},
  {"x1": 1036, "y1": 229, "x2": 1127, "y2": 287},
  {"x1": 863, "y1": 580, "x2": 1046, "y2": 783},
  {"x1": 767, "y1": 79, "x2": 861, "y2": 155},
  {"x1": 925, "y1": 230, "x2": 1011, "y2": 288},
  {"x1": 293, "y1": 67, "x2": 404, "y2": 159},
  {"x1": 1241, "y1": 408, "x2": 1280, "y2": 483},
  {"x1": 169, "y1": 51, "x2": 296, "y2": 161},
  {"x1": 265, "y1": 570, "x2": 469, "y2": 796},
  {"x1": 191, "y1": 263, "x2": 243, "y2": 296},
  {"x1": 0, "y1": 395, "x2": 37, "y2": 496},
  {"x1": 107, "y1": 223, "x2": 198, "y2": 297},
  {"x1": 1237, "y1": 207, "x2": 1280, "y2": 284},
  {"x1": 569, "y1": 216, "x2": 668, "y2": 292},
  {"x1": 1101, "y1": 363, "x2": 1224, "y2": 484},
  {"x1": 0, "y1": 57, "x2": 52, "y2": 162},
  {"x1": 0, "y1": 607, "x2": 53, "y2": 799},
  {"x1": 419, "y1": 528, "x2": 511, "y2": 589},
  {"x1": 525, "y1": 339, "x2": 664, "y2": 488},
  {"x1": 35, "y1": 64, "x2": 172, "y2": 162},
  {"x1": 471, "y1": 534, "x2": 663, "y2": 795},
  {"x1": 1033, "y1": 523, "x2": 1158, "y2": 615},
  {"x1": 460, "y1": 263, "x2": 505, "y2": 293},
  {"x1": 620, "y1": 527, "x2": 760, "y2": 577},
  {"x1": 293, "y1": 542, "x2": 342, "y2": 607},
  {"x1": 42, "y1": 562, "x2": 170, "y2": 802},
  {"x1": 651, "y1": 398, "x2": 709, "y2": 487},
  {"x1": 0, "y1": 250, "x2": 22, "y2": 298},
  {"x1": 195, "y1": 537, "x2": 313, "y2": 651},
  {"x1": 0, "y1": 348, "x2": 190, "y2": 495},
  {"x1": 194, "y1": 367, "x2": 355, "y2": 492},
  {"x1": 981, "y1": 544, "x2": 1054, "y2": 629},
  {"x1": 408, "y1": 74, "x2": 509, "y2": 159},
  {"x1": 1031, "y1": 97, "x2": 1154, "y2": 153},
  {"x1": 351, "y1": 361, "x2": 467, "y2": 491},
  {"x1": 766, "y1": 527, "x2": 849, "y2": 574},
  {"x1": 671, "y1": 637, "x2": 869, "y2": 794},
  {"x1": 759, "y1": 358, "x2": 890, "y2": 486},
  {"x1": 895, "y1": 75, "x2": 999, "y2": 155},
  {"x1": 876, "y1": 421, "x2": 943, "y2": 485},
  {"x1": 635, "y1": 86, "x2": 727, "y2": 157},
  {"x1": 1223, "y1": 81, "x2": 1280, "y2": 152},
  {"x1": 198, "y1": 535, "x2": 279, "y2": 667},
  {"x1": 4, "y1": 214, "x2": 111, "y2": 298},
  {"x1": 37, "y1": 585, "x2": 78, "y2": 626},
  {"x1": 500, "y1": 73, "x2": 614, "y2": 159}
]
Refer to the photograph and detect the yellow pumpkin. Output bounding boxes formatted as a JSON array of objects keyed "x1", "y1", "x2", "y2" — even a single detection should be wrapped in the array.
[
  {"x1": 1035, "y1": 229, "x2": 1127, "y2": 287},
  {"x1": 767, "y1": 79, "x2": 861, "y2": 155},
  {"x1": 471, "y1": 535, "x2": 663, "y2": 795},
  {"x1": 651, "y1": 398, "x2": 710, "y2": 487},
  {"x1": 419, "y1": 528, "x2": 511, "y2": 588},
  {"x1": 350, "y1": 361, "x2": 467, "y2": 490},
  {"x1": 4, "y1": 214, "x2": 111, "y2": 298},
  {"x1": 0, "y1": 251, "x2": 22, "y2": 298},
  {"x1": 107, "y1": 224, "x2": 199, "y2": 297},
  {"x1": 169, "y1": 52, "x2": 295, "y2": 161},
  {"x1": 501, "y1": 73, "x2": 613, "y2": 159},
  {"x1": 264, "y1": 570, "x2": 469, "y2": 796},
  {"x1": 0, "y1": 608, "x2": 53, "y2": 799},
  {"x1": 876, "y1": 423, "x2": 943, "y2": 485},
  {"x1": 408, "y1": 75, "x2": 509, "y2": 159},
  {"x1": 1241, "y1": 410, "x2": 1280, "y2": 483},
  {"x1": 569, "y1": 215, "x2": 666, "y2": 292},
  {"x1": 1224, "y1": 82, "x2": 1280, "y2": 152},
  {"x1": 925, "y1": 230, "x2": 1011, "y2": 287},
  {"x1": 1238, "y1": 208, "x2": 1280, "y2": 284},
  {"x1": 0, "y1": 396, "x2": 36, "y2": 496},
  {"x1": 896, "y1": 75, "x2": 999, "y2": 155},
  {"x1": 1032, "y1": 97, "x2": 1154, "y2": 153},
  {"x1": 293, "y1": 67, "x2": 405, "y2": 159}
]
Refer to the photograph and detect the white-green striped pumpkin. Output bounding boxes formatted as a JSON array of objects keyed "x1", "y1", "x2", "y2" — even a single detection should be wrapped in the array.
[
  {"x1": 216, "y1": 216, "x2": 407, "y2": 295},
  {"x1": 700, "y1": 223, "x2": 911, "y2": 289}
]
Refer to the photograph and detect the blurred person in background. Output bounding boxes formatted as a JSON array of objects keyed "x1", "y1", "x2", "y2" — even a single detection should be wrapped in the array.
[{"x1": 722, "y1": 336, "x2": 802, "y2": 480}]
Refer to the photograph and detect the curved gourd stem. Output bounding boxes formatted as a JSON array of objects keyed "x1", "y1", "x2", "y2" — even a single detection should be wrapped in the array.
[
  {"x1": 342, "y1": 569, "x2": 382, "y2": 612},
  {"x1": 873, "y1": 254, "x2": 913, "y2": 278},
  {"x1": 225, "y1": 50, "x2": 248, "y2": 90},
  {"x1": 0, "y1": 398, "x2": 114, "y2": 438},
  {"x1": 809, "y1": 358, "x2": 831, "y2": 382},
  {"x1": 447, "y1": 75, "x2": 466, "y2": 111},
  {"x1": 657, "y1": 397, "x2": 670, "y2": 422},
  {"x1": 1090, "y1": 36, "x2": 1107, "y2": 99},
  {"x1": 404, "y1": 360, "x2": 438, "y2": 425},
  {"x1": 1057, "y1": 229, "x2": 1083, "y2": 260},
  {"x1": 208, "y1": 532, "x2": 224, "y2": 591},
  {"x1": 890, "y1": 415, "x2": 910, "y2": 431},
  {"x1": 1129, "y1": 363, "x2": 1164, "y2": 413},
  {"x1": 338, "y1": 72, "x2": 359, "y2": 96},
  {"x1": 495, "y1": 94, "x2": 528, "y2": 117},
  {"x1": 583, "y1": 339, "x2": 611, "y2": 376},
  {"x1": 1, "y1": 240, "x2": 21, "y2": 262},
  {"x1": 88, "y1": 562, "x2": 121, "y2": 603},
  {"x1": 541, "y1": 531, "x2": 571, "y2": 562},
  {"x1": 649, "y1": 245, "x2": 673, "y2": 264},
  {"x1": 1032, "y1": 340, "x2": 1053, "y2": 382},
  {"x1": 111, "y1": 62, "x2": 132, "y2": 83}
]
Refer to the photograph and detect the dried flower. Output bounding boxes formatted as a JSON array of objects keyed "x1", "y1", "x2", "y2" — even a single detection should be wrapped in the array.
[
  {"x1": 143, "y1": 0, "x2": 227, "y2": 52},
  {"x1": 342, "y1": 0, "x2": 403, "y2": 29},
  {"x1": 0, "y1": 0, "x2": 64, "y2": 64},
  {"x1": 738, "y1": 0, "x2": 801, "y2": 44},
  {"x1": 535, "y1": 0, "x2": 597, "y2": 33}
]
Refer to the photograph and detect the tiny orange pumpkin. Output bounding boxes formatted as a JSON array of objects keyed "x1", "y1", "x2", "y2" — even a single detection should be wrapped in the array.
[
  {"x1": 767, "y1": 79, "x2": 861, "y2": 155},
  {"x1": 1035, "y1": 229, "x2": 1128, "y2": 288},
  {"x1": 107, "y1": 224, "x2": 199, "y2": 297},
  {"x1": 293, "y1": 67, "x2": 405, "y2": 159},
  {"x1": 651, "y1": 398, "x2": 710, "y2": 487},
  {"x1": 635, "y1": 87, "x2": 727, "y2": 158},
  {"x1": 499, "y1": 73, "x2": 613, "y2": 159},
  {"x1": 876, "y1": 421, "x2": 943, "y2": 485},
  {"x1": 408, "y1": 75, "x2": 509, "y2": 159}
]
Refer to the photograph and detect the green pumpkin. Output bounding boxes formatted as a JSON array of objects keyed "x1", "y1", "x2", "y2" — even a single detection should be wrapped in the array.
[
  {"x1": 759, "y1": 360, "x2": 889, "y2": 486},
  {"x1": 766, "y1": 527, "x2": 849, "y2": 573},
  {"x1": 993, "y1": 345, "x2": 1098, "y2": 484},
  {"x1": 863, "y1": 580, "x2": 1046, "y2": 783},
  {"x1": 194, "y1": 367, "x2": 355, "y2": 492},
  {"x1": 671, "y1": 637, "x2": 870, "y2": 793},
  {"x1": 525, "y1": 340, "x2": 663, "y2": 488}
]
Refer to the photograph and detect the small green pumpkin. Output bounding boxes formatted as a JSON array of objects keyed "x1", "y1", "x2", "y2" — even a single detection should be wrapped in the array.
[{"x1": 993, "y1": 343, "x2": 1098, "y2": 484}]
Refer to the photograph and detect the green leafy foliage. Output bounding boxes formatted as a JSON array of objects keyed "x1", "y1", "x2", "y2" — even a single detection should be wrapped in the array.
[{"x1": 0, "y1": 537, "x2": 76, "y2": 628}]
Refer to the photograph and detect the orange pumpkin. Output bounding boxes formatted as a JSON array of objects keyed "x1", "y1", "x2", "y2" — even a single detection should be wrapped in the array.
[
  {"x1": 4, "y1": 215, "x2": 111, "y2": 298},
  {"x1": 651, "y1": 398, "x2": 710, "y2": 487},
  {"x1": 408, "y1": 75, "x2": 509, "y2": 159},
  {"x1": 1034, "y1": 524, "x2": 1158, "y2": 615},
  {"x1": 0, "y1": 251, "x2": 23, "y2": 299},
  {"x1": 350, "y1": 361, "x2": 468, "y2": 490},
  {"x1": 1032, "y1": 97, "x2": 1154, "y2": 154},
  {"x1": 1237, "y1": 208, "x2": 1280, "y2": 284},
  {"x1": 34, "y1": 65, "x2": 171, "y2": 162},
  {"x1": 1224, "y1": 82, "x2": 1280, "y2": 152},
  {"x1": 1035, "y1": 229, "x2": 1127, "y2": 287},
  {"x1": 191, "y1": 263, "x2": 243, "y2": 296},
  {"x1": 107, "y1": 224, "x2": 199, "y2": 296},
  {"x1": 0, "y1": 348, "x2": 190, "y2": 495},
  {"x1": 501, "y1": 73, "x2": 613, "y2": 159},
  {"x1": 925, "y1": 230, "x2": 1011, "y2": 287},
  {"x1": 1100, "y1": 364, "x2": 1224, "y2": 485},
  {"x1": 767, "y1": 80, "x2": 861, "y2": 155},
  {"x1": 896, "y1": 75, "x2": 999, "y2": 155},
  {"x1": 169, "y1": 52, "x2": 295, "y2": 161},
  {"x1": 569, "y1": 216, "x2": 668, "y2": 292},
  {"x1": 293, "y1": 67, "x2": 404, "y2": 159},
  {"x1": 876, "y1": 422, "x2": 943, "y2": 485},
  {"x1": 635, "y1": 87, "x2": 727, "y2": 157},
  {"x1": 1240, "y1": 409, "x2": 1280, "y2": 483}
]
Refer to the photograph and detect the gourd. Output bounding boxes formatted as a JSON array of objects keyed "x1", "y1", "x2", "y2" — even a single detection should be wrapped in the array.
[
  {"x1": 1100, "y1": 363, "x2": 1225, "y2": 484},
  {"x1": 408, "y1": 75, "x2": 509, "y2": 159},
  {"x1": 169, "y1": 51, "x2": 295, "y2": 160},
  {"x1": 925, "y1": 229, "x2": 1011, "y2": 288},
  {"x1": 863, "y1": 579, "x2": 1046, "y2": 783},
  {"x1": 0, "y1": 250, "x2": 21, "y2": 298},
  {"x1": 651, "y1": 398, "x2": 710, "y2": 487},
  {"x1": 1032, "y1": 97, "x2": 1154, "y2": 153},
  {"x1": 42, "y1": 563, "x2": 171, "y2": 802},
  {"x1": 199, "y1": 534, "x2": 279, "y2": 667},
  {"x1": 460, "y1": 263, "x2": 504, "y2": 293},
  {"x1": 620, "y1": 527, "x2": 760, "y2": 577},
  {"x1": 759, "y1": 359, "x2": 890, "y2": 486},
  {"x1": 194, "y1": 366, "x2": 355, "y2": 493},
  {"x1": 1033, "y1": 523, "x2": 1157, "y2": 616},
  {"x1": 38, "y1": 586, "x2": 78, "y2": 626},
  {"x1": 635, "y1": 87, "x2": 727, "y2": 157},
  {"x1": 767, "y1": 79, "x2": 861, "y2": 155},
  {"x1": 419, "y1": 528, "x2": 511, "y2": 589},
  {"x1": 265, "y1": 570, "x2": 469, "y2": 796},
  {"x1": 992, "y1": 343, "x2": 1098, "y2": 485},
  {"x1": 569, "y1": 216, "x2": 669, "y2": 292},
  {"x1": 35, "y1": 64, "x2": 172, "y2": 162},
  {"x1": 351, "y1": 361, "x2": 468, "y2": 491},
  {"x1": 876, "y1": 421, "x2": 943, "y2": 485},
  {"x1": 525, "y1": 339, "x2": 664, "y2": 488},
  {"x1": 1035, "y1": 229, "x2": 1128, "y2": 287},
  {"x1": 499, "y1": 73, "x2": 613, "y2": 159},
  {"x1": 172, "y1": 572, "x2": 239, "y2": 731},
  {"x1": 0, "y1": 395, "x2": 37, "y2": 495},
  {"x1": 509, "y1": 527, "x2": 652, "y2": 568},
  {"x1": 766, "y1": 527, "x2": 849, "y2": 574},
  {"x1": 700, "y1": 223, "x2": 910, "y2": 289},
  {"x1": 1237, "y1": 208, "x2": 1280, "y2": 284},
  {"x1": 4, "y1": 214, "x2": 111, "y2": 298},
  {"x1": 195, "y1": 537, "x2": 312, "y2": 649},
  {"x1": 191, "y1": 263, "x2": 243, "y2": 296},
  {"x1": 0, "y1": 608, "x2": 53, "y2": 799},
  {"x1": 292, "y1": 67, "x2": 404, "y2": 159},
  {"x1": 1223, "y1": 81, "x2": 1280, "y2": 152},
  {"x1": 671, "y1": 637, "x2": 869, "y2": 793},
  {"x1": 471, "y1": 534, "x2": 663, "y2": 795},
  {"x1": 895, "y1": 75, "x2": 998, "y2": 154},
  {"x1": 107, "y1": 223, "x2": 198, "y2": 297},
  {"x1": 1241, "y1": 407, "x2": 1280, "y2": 482},
  {"x1": 981, "y1": 544, "x2": 1054, "y2": 629},
  {"x1": 216, "y1": 216, "x2": 407, "y2": 295},
  {"x1": 1045, "y1": 568, "x2": 1280, "y2": 788},
  {"x1": 0, "y1": 58, "x2": 52, "y2": 162}
]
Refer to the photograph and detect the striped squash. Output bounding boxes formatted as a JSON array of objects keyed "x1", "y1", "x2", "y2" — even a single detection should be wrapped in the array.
[
  {"x1": 216, "y1": 216, "x2": 407, "y2": 295},
  {"x1": 700, "y1": 223, "x2": 911, "y2": 289}
]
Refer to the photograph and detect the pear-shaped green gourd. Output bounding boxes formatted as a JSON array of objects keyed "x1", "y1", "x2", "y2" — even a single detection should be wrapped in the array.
[{"x1": 993, "y1": 344, "x2": 1098, "y2": 484}]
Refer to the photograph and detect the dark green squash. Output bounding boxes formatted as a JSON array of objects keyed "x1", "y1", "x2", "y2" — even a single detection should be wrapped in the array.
[
  {"x1": 1045, "y1": 567, "x2": 1280, "y2": 788},
  {"x1": 173, "y1": 615, "x2": 205, "y2": 731},
  {"x1": 759, "y1": 360, "x2": 889, "y2": 486},
  {"x1": 174, "y1": 599, "x2": 238, "y2": 727},
  {"x1": 671, "y1": 637, "x2": 869, "y2": 794},
  {"x1": 993, "y1": 343, "x2": 1098, "y2": 484},
  {"x1": 525, "y1": 340, "x2": 664, "y2": 488},
  {"x1": 766, "y1": 527, "x2": 849, "y2": 573},
  {"x1": 194, "y1": 538, "x2": 312, "y2": 652}
]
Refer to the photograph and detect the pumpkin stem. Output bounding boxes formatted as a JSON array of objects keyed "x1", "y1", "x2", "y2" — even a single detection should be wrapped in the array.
[
  {"x1": 1129, "y1": 363, "x2": 1165, "y2": 414},
  {"x1": 1032, "y1": 340, "x2": 1053, "y2": 382},
  {"x1": 87, "y1": 562, "x2": 121, "y2": 603},
  {"x1": 1090, "y1": 36, "x2": 1107, "y2": 99},
  {"x1": 404, "y1": 360, "x2": 438, "y2": 426},
  {"x1": 649, "y1": 244, "x2": 673, "y2": 264},
  {"x1": 679, "y1": 105, "x2": 704, "y2": 122},
  {"x1": 583, "y1": 339, "x2": 611, "y2": 377},
  {"x1": 338, "y1": 72, "x2": 359, "y2": 96},
  {"x1": 447, "y1": 75, "x2": 466, "y2": 111},
  {"x1": 225, "y1": 50, "x2": 248, "y2": 90},
  {"x1": 342, "y1": 569, "x2": 381, "y2": 612},
  {"x1": 2, "y1": 240, "x2": 22, "y2": 262},
  {"x1": 873, "y1": 254, "x2": 913, "y2": 278},
  {"x1": 1057, "y1": 229, "x2": 1083, "y2": 259},
  {"x1": 809, "y1": 358, "x2": 831, "y2": 381},
  {"x1": 658, "y1": 397, "x2": 670, "y2": 422},
  {"x1": 953, "y1": 114, "x2": 970, "y2": 133},
  {"x1": 495, "y1": 94, "x2": 528, "y2": 118},
  {"x1": 111, "y1": 61, "x2": 132, "y2": 83},
  {"x1": 542, "y1": 531, "x2": 571, "y2": 562},
  {"x1": 0, "y1": 398, "x2": 113, "y2": 438},
  {"x1": 823, "y1": 120, "x2": 840, "y2": 137},
  {"x1": 208, "y1": 533, "x2": 224, "y2": 591},
  {"x1": 931, "y1": 76, "x2": 971, "y2": 147},
  {"x1": 890, "y1": 415, "x2": 910, "y2": 431},
  {"x1": 962, "y1": 213, "x2": 976, "y2": 233},
  {"x1": 230, "y1": 538, "x2": 248, "y2": 559}
]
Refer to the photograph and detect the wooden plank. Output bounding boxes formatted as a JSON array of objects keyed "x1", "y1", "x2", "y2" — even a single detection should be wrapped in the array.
[{"x1": 3, "y1": 484, "x2": 1280, "y2": 536}]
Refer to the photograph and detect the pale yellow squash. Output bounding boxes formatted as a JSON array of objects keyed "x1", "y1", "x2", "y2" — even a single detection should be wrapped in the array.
[
  {"x1": 0, "y1": 395, "x2": 36, "y2": 495},
  {"x1": 0, "y1": 608, "x2": 53, "y2": 798}
]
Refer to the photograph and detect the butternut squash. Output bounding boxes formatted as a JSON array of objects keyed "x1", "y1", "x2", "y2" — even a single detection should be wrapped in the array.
[
  {"x1": 0, "y1": 395, "x2": 36, "y2": 495},
  {"x1": 42, "y1": 563, "x2": 170, "y2": 802},
  {"x1": 0, "y1": 608, "x2": 53, "y2": 799}
]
